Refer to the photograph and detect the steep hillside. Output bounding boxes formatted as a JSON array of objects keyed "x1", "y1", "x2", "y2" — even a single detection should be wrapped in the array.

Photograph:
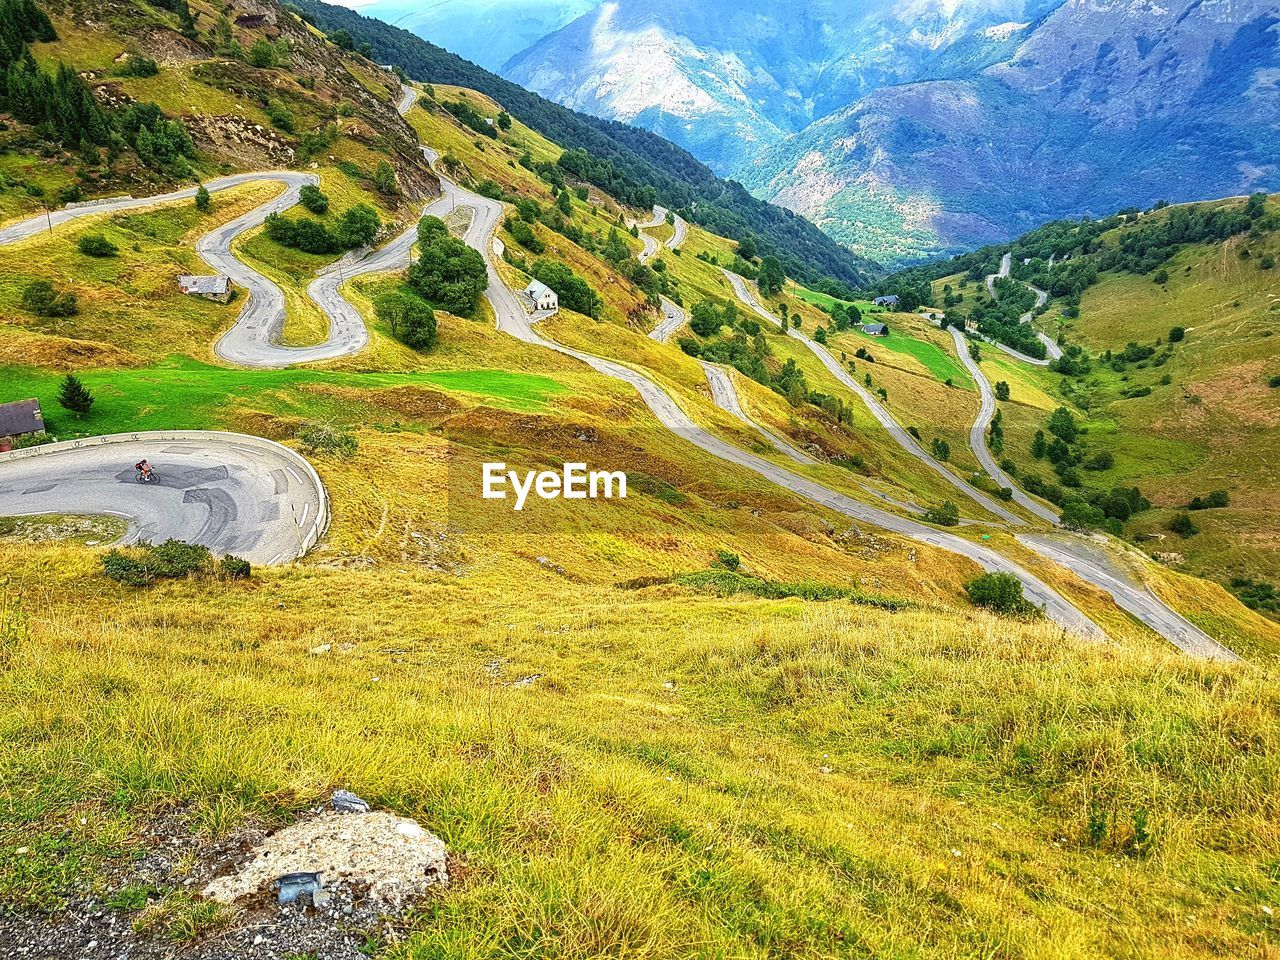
[
  {"x1": 502, "y1": 0, "x2": 1063, "y2": 174},
  {"x1": 2, "y1": 7, "x2": 1279, "y2": 955},
  {"x1": 290, "y1": 0, "x2": 883, "y2": 288},
  {"x1": 354, "y1": 0, "x2": 599, "y2": 71},
  {"x1": 490, "y1": 0, "x2": 1280, "y2": 267},
  {"x1": 3, "y1": 0, "x2": 437, "y2": 219},
  {"x1": 742, "y1": 0, "x2": 1280, "y2": 265},
  {"x1": 893, "y1": 193, "x2": 1280, "y2": 610}
]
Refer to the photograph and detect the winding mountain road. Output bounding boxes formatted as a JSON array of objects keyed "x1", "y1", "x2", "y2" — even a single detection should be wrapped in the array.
[
  {"x1": 409, "y1": 144, "x2": 1104, "y2": 640},
  {"x1": 984, "y1": 252, "x2": 1062, "y2": 364},
  {"x1": 0, "y1": 432, "x2": 327, "y2": 565},
  {"x1": 718, "y1": 269, "x2": 1239, "y2": 658},
  {"x1": 666, "y1": 211, "x2": 687, "y2": 252},
  {"x1": 632, "y1": 206, "x2": 665, "y2": 264},
  {"x1": 721, "y1": 269, "x2": 1024, "y2": 525},
  {"x1": 947, "y1": 326, "x2": 1061, "y2": 525},
  {"x1": 700, "y1": 362, "x2": 815, "y2": 465},
  {"x1": 649, "y1": 297, "x2": 687, "y2": 342}
]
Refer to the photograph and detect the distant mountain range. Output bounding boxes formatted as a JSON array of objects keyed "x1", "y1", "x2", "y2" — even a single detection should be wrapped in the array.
[
  {"x1": 460, "y1": 0, "x2": 1280, "y2": 267},
  {"x1": 344, "y1": 0, "x2": 600, "y2": 71}
]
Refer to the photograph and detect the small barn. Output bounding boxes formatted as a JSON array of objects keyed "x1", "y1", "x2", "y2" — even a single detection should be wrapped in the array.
[
  {"x1": 861, "y1": 323, "x2": 889, "y2": 337},
  {"x1": 0, "y1": 398, "x2": 45, "y2": 450},
  {"x1": 178, "y1": 274, "x2": 232, "y2": 303},
  {"x1": 524, "y1": 279, "x2": 558, "y2": 314},
  {"x1": 872, "y1": 295, "x2": 899, "y2": 308}
]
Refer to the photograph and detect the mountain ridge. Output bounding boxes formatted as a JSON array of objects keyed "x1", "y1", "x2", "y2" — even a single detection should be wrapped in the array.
[
  {"x1": 496, "y1": 0, "x2": 1280, "y2": 266},
  {"x1": 295, "y1": 0, "x2": 883, "y2": 286}
]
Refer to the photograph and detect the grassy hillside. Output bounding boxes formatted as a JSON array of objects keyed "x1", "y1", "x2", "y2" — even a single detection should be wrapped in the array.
[
  {"x1": 898, "y1": 195, "x2": 1280, "y2": 613},
  {"x1": 289, "y1": 0, "x2": 882, "y2": 289},
  {"x1": 2, "y1": 10, "x2": 1280, "y2": 956}
]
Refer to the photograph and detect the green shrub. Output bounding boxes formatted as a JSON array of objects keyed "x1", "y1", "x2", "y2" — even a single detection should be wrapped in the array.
[
  {"x1": 21, "y1": 279, "x2": 77, "y2": 317},
  {"x1": 923, "y1": 500, "x2": 959, "y2": 526},
  {"x1": 102, "y1": 540, "x2": 214, "y2": 587},
  {"x1": 712, "y1": 550, "x2": 740, "y2": 572},
  {"x1": 264, "y1": 99, "x2": 295, "y2": 133},
  {"x1": 965, "y1": 572, "x2": 1038, "y2": 617},
  {"x1": 77, "y1": 234, "x2": 118, "y2": 257},
  {"x1": 1169, "y1": 512, "x2": 1199, "y2": 538},
  {"x1": 220, "y1": 555, "x2": 252, "y2": 580},
  {"x1": 299, "y1": 184, "x2": 329, "y2": 214},
  {"x1": 672, "y1": 570, "x2": 909, "y2": 610},
  {"x1": 118, "y1": 54, "x2": 158, "y2": 77}
]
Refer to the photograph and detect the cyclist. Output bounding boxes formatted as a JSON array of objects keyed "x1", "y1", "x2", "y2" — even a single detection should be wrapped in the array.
[{"x1": 135, "y1": 459, "x2": 154, "y2": 480}]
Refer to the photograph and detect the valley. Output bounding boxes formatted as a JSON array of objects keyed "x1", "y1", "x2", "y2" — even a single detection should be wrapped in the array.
[{"x1": 0, "y1": 2, "x2": 1278, "y2": 958}]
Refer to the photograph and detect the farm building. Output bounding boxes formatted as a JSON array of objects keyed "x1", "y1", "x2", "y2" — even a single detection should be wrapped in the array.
[
  {"x1": 177, "y1": 274, "x2": 233, "y2": 303},
  {"x1": 0, "y1": 398, "x2": 45, "y2": 451},
  {"x1": 872, "y1": 295, "x2": 899, "y2": 308},
  {"x1": 861, "y1": 323, "x2": 889, "y2": 337},
  {"x1": 523, "y1": 279, "x2": 559, "y2": 314}
]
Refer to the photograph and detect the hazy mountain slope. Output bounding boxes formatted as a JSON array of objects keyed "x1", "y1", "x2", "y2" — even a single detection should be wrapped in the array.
[
  {"x1": 350, "y1": 0, "x2": 601, "y2": 70},
  {"x1": 501, "y1": 0, "x2": 1066, "y2": 173},
  {"x1": 742, "y1": 0, "x2": 1280, "y2": 265},
  {"x1": 294, "y1": 0, "x2": 883, "y2": 286}
]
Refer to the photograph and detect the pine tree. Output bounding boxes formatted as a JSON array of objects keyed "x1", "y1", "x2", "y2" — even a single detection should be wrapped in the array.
[
  {"x1": 58, "y1": 373, "x2": 93, "y2": 417},
  {"x1": 195, "y1": 184, "x2": 210, "y2": 212}
]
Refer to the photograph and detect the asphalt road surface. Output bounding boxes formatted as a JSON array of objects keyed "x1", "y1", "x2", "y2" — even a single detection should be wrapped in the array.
[
  {"x1": 0, "y1": 433, "x2": 326, "y2": 565},
  {"x1": 1018, "y1": 534, "x2": 1240, "y2": 662},
  {"x1": 700, "y1": 361, "x2": 816, "y2": 465},
  {"x1": 721, "y1": 269, "x2": 1024, "y2": 525},
  {"x1": 948, "y1": 326, "x2": 1061, "y2": 525},
  {"x1": 984, "y1": 252, "x2": 1062, "y2": 364},
  {"x1": 413, "y1": 145, "x2": 1104, "y2": 640},
  {"x1": 649, "y1": 297, "x2": 687, "y2": 342},
  {"x1": 633, "y1": 206, "x2": 666, "y2": 264},
  {"x1": 716, "y1": 270, "x2": 1238, "y2": 657},
  {"x1": 666, "y1": 211, "x2": 688, "y2": 252}
]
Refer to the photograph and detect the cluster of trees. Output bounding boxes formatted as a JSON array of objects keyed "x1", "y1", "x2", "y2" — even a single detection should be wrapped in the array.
[
  {"x1": 374, "y1": 289, "x2": 436, "y2": 350},
  {"x1": 263, "y1": 203, "x2": 380, "y2": 254},
  {"x1": 888, "y1": 194, "x2": 1274, "y2": 337},
  {"x1": 529, "y1": 259, "x2": 600, "y2": 318},
  {"x1": 21, "y1": 278, "x2": 76, "y2": 317},
  {"x1": 119, "y1": 102, "x2": 195, "y2": 176},
  {"x1": 441, "y1": 97, "x2": 496, "y2": 139},
  {"x1": 0, "y1": 1, "x2": 194, "y2": 180},
  {"x1": 407, "y1": 215, "x2": 487, "y2": 316},
  {"x1": 289, "y1": 0, "x2": 879, "y2": 287},
  {"x1": 1016, "y1": 406, "x2": 1152, "y2": 531},
  {"x1": 960, "y1": 277, "x2": 1047, "y2": 359},
  {"x1": 1099, "y1": 200, "x2": 1263, "y2": 277}
]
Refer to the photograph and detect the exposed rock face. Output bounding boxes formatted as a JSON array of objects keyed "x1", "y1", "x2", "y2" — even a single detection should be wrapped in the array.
[
  {"x1": 499, "y1": 0, "x2": 1280, "y2": 266},
  {"x1": 744, "y1": 0, "x2": 1280, "y2": 264},
  {"x1": 186, "y1": 114, "x2": 296, "y2": 168}
]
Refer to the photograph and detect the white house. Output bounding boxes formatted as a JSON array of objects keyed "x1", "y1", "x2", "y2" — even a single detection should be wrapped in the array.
[
  {"x1": 178, "y1": 274, "x2": 232, "y2": 302},
  {"x1": 524, "y1": 279, "x2": 558, "y2": 314}
]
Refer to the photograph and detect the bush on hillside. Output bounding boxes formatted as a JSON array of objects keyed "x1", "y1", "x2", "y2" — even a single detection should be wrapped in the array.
[
  {"x1": 77, "y1": 234, "x2": 117, "y2": 257},
  {"x1": 923, "y1": 500, "x2": 959, "y2": 527},
  {"x1": 102, "y1": 539, "x2": 216, "y2": 587},
  {"x1": 299, "y1": 422, "x2": 358, "y2": 459},
  {"x1": 965, "y1": 572, "x2": 1039, "y2": 617},
  {"x1": 21, "y1": 279, "x2": 77, "y2": 317},
  {"x1": 299, "y1": 184, "x2": 329, "y2": 214},
  {"x1": 374, "y1": 289, "x2": 437, "y2": 351}
]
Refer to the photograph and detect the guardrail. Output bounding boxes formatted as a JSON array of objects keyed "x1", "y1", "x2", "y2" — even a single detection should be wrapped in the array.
[
  {"x1": 0, "y1": 430, "x2": 331, "y2": 558},
  {"x1": 64, "y1": 195, "x2": 134, "y2": 211}
]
